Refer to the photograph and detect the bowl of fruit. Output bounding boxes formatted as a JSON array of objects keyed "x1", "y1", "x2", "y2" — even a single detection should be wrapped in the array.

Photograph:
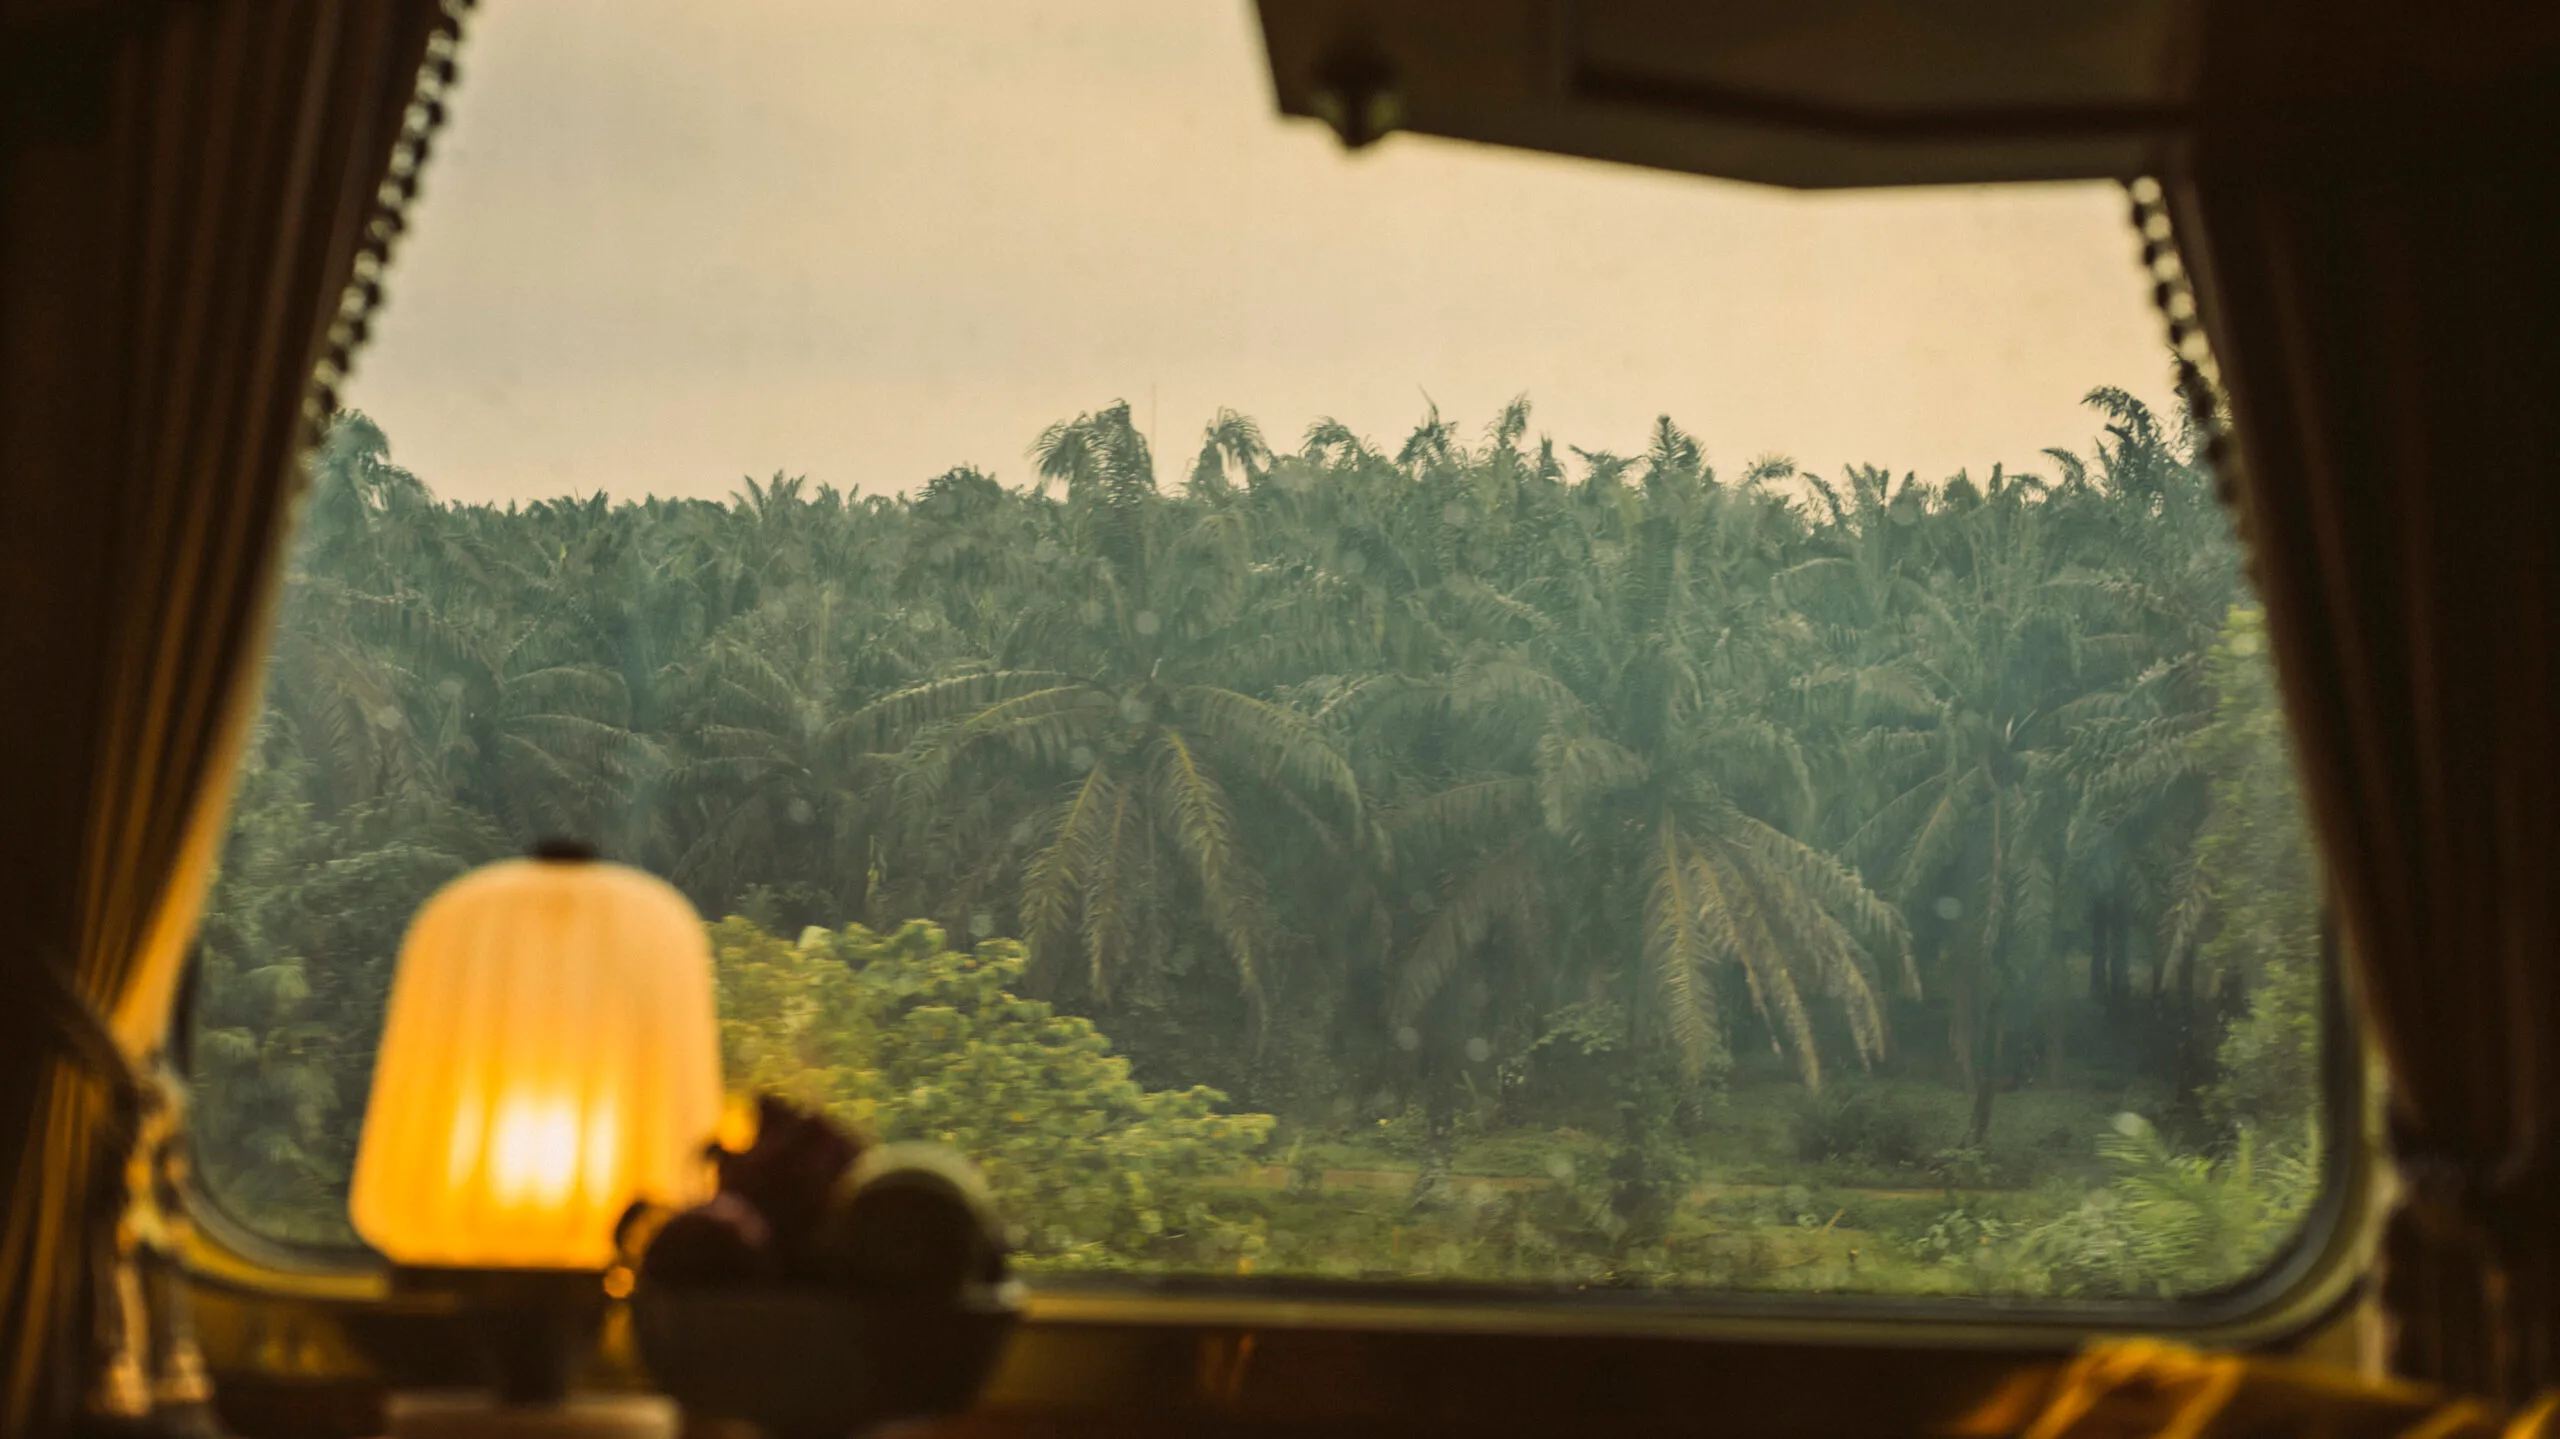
[{"x1": 627, "y1": 1098, "x2": 1019, "y2": 1439}]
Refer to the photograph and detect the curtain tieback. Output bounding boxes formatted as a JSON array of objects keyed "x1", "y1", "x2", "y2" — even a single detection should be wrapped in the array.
[
  {"x1": 31, "y1": 953, "x2": 161, "y2": 1419},
  {"x1": 33, "y1": 953, "x2": 143, "y2": 1114}
]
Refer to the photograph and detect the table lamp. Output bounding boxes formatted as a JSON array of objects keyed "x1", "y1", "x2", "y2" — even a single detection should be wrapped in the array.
[{"x1": 349, "y1": 840, "x2": 722, "y2": 1438}]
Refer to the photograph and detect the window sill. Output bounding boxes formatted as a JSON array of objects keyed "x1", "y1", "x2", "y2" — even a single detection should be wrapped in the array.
[{"x1": 178, "y1": 1023, "x2": 2381, "y2": 1439}]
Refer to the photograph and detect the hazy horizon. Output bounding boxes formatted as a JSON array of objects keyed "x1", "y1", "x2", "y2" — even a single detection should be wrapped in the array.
[{"x1": 341, "y1": 0, "x2": 2181, "y2": 507}]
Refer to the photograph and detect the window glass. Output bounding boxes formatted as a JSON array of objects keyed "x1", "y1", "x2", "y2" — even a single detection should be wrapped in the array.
[{"x1": 190, "y1": 0, "x2": 2327, "y2": 1298}]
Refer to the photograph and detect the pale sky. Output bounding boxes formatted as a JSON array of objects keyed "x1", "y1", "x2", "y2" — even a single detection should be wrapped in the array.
[{"x1": 345, "y1": 0, "x2": 2179, "y2": 506}]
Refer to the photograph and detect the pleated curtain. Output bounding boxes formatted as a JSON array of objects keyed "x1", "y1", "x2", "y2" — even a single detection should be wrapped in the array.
[
  {"x1": 2176, "y1": 0, "x2": 2560, "y2": 1402},
  {"x1": 0, "y1": 2, "x2": 441, "y2": 1433}
]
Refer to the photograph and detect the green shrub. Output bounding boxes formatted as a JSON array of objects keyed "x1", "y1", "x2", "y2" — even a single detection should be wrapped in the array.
[
  {"x1": 1910, "y1": 1197, "x2": 2018, "y2": 1268},
  {"x1": 713, "y1": 916, "x2": 1276, "y2": 1273},
  {"x1": 1924, "y1": 1145, "x2": 1999, "y2": 1189},
  {"x1": 1793, "y1": 1084, "x2": 1930, "y2": 1175},
  {"x1": 2020, "y1": 1113, "x2": 2317, "y2": 1298},
  {"x1": 2190, "y1": 606, "x2": 2324, "y2": 1139}
]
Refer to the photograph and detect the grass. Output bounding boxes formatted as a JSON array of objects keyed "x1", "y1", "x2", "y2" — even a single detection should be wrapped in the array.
[
  {"x1": 1209, "y1": 1077, "x2": 2159, "y2": 1294},
  {"x1": 1704, "y1": 1076, "x2": 2141, "y2": 1189}
]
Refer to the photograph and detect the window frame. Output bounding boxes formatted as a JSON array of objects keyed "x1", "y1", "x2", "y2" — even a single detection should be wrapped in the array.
[{"x1": 170, "y1": 0, "x2": 2374, "y2": 1390}]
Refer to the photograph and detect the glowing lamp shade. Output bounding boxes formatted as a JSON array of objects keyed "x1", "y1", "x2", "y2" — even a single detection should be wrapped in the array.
[{"x1": 351, "y1": 855, "x2": 723, "y2": 1271}]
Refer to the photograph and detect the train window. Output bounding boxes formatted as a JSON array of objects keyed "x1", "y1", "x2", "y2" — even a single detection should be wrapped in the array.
[{"x1": 188, "y1": 0, "x2": 2331, "y2": 1304}]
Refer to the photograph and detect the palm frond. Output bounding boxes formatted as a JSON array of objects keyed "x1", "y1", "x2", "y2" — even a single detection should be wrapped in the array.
[
  {"x1": 1382, "y1": 777, "x2": 1538, "y2": 859},
  {"x1": 1021, "y1": 765, "x2": 1115, "y2": 980},
  {"x1": 1173, "y1": 685, "x2": 1363, "y2": 833},
  {"x1": 1391, "y1": 840, "x2": 1543, "y2": 1025},
  {"x1": 1728, "y1": 807, "x2": 1918, "y2": 1000},
  {"x1": 1535, "y1": 731, "x2": 1648, "y2": 835},
  {"x1": 1695, "y1": 842, "x2": 1825, "y2": 1088},
  {"x1": 1643, "y1": 816, "x2": 1723, "y2": 1079},
  {"x1": 848, "y1": 670, "x2": 1080, "y2": 748},
  {"x1": 1081, "y1": 776, "x2": 1139, "y2": 999},
  {"x1": 1148, "y1": 730, "x2": 1271, "y2": 1009}
]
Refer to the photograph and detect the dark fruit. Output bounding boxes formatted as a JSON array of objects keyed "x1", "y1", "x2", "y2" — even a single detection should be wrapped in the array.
[
  {"x1": 639, "y1": 1192, "x2": 774, "y2": 1288},
  {"x1": 717, "y1": 1095, "x2": 864, "y2": 1264}
]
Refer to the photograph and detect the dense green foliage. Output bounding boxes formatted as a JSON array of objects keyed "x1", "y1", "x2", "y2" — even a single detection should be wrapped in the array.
[
  {"x1": 713, "y1": 917, "x2": 1273, "y2": 1272},
  {"x1": 189, "y1": 393, "x2": 2323, "y2": 1294}
]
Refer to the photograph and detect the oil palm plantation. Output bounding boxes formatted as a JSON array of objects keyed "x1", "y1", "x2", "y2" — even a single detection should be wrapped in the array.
[{"x1": 192, "y1": 396, "x2": 2319, "y2": 1250}]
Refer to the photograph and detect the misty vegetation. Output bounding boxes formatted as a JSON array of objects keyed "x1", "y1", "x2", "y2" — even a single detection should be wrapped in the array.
[{"x1": 190, "y1": 392, "x2": 2321, "y2": 1296}]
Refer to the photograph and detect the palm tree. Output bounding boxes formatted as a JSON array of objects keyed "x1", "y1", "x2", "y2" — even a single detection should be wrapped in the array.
[
  {"x1": 1842, "y1": 469, "x2": 2104, "y2": 1144},
  {"x1": 859, "y1": 403, "x2": 1363, "y2": 1018},
  {"x1": 2043, "y1": 390, "x2": 2240, "y2": 1004},
  {"x1": 1189, "y1": 409, "x2": 1273, "y2": 499},
  {"x1": 1388, "y1": 419, "x2": 1914, "y2": 1088},
  {"x1": 661, "y1": 582, "x2": 917, "y2": 923}
]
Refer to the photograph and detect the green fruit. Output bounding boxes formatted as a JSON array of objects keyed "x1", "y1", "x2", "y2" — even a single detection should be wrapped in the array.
[{"x1": 823, "y1": 1144, "x2": 1005, "y2": 1297}]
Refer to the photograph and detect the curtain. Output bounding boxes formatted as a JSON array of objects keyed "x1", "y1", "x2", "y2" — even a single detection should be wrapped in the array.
[
  {"x1": 0, "y1": 2, "x2": 444, "y2": 1434},
  {"x1": 2175, "y1": 19, "x2": 2560, "y2": 1402}
]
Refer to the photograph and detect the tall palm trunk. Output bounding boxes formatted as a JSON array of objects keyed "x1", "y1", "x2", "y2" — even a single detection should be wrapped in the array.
[
  {"x1": 1966, "y1": 1037, "x2": 2000, "y2": 1150},
  {"x1": 1949, "y1": 909, "x2": 2011, "y2": 1149}
]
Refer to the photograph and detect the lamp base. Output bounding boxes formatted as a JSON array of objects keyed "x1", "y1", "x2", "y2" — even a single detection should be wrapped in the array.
[
  {"x1": 385, "y1": 1392, "x2": 675, "y2": 1439},
  {"x1": 347, "y1": 1269, "x2": 609, "y2": 1405}
]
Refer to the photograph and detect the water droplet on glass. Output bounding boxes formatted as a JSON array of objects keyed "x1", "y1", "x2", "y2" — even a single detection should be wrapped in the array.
[
  {"x1": 1934, "y1": 894, "x2": 1964, "y2": 921},
  {"x1": 786, "y1": 798, "x2": 814, "y2": 825},
  {"x1": 1342, "y1": 549, "x2": 1368, "y2": 575},
  {"x1": 1395, "y1": 1026, "x2": 1421, "y2": 1052},
  {"x1": 1133, "y1": 610, "x2": 1160, "y2": 636},
  {"x1": 1545, "y1": 1153, "x2": 1575, "y2": 1180},
  {"x1": 1069, "y1": 745, "x2": 1095, "y2": 772},
  {"x1": 1465, "y1": 1037, "x2": 1492, "y2": 1064}
]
